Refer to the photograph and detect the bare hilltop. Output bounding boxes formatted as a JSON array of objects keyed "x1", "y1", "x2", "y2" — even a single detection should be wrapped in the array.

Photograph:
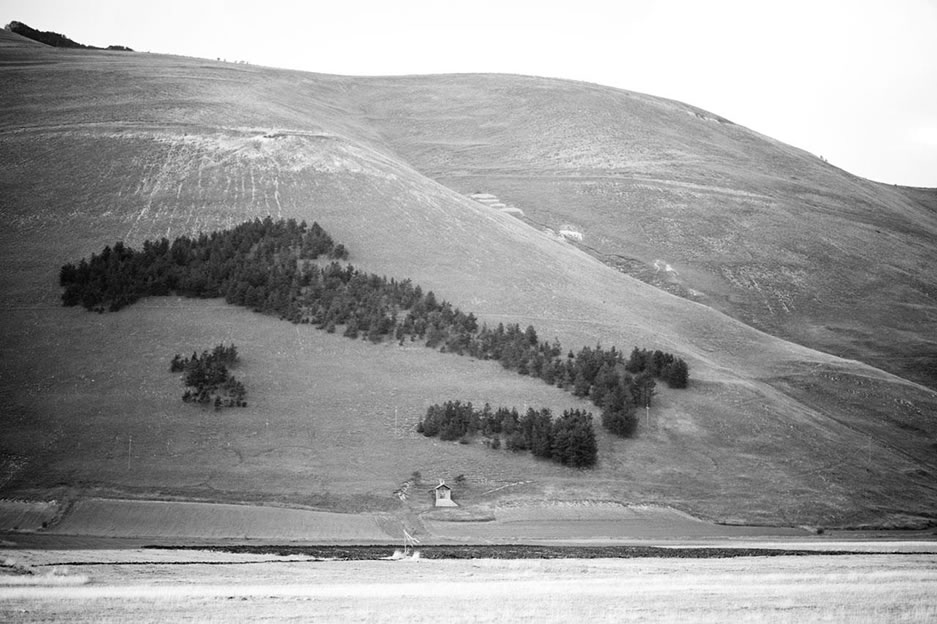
[{"x1": 1, "y1": 29, "x2": 935, "y2": 535}]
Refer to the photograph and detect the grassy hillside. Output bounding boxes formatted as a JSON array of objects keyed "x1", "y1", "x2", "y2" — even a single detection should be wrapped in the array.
[
  {"x1": 1, "y1": 39, "x2": 935, "y2": 528},
  {"x1": 5, "y1": 20, "x2": 99, "y2": 49},
  {"x1": 346, "y1": 74, "x2": 937, "y2": 390}
]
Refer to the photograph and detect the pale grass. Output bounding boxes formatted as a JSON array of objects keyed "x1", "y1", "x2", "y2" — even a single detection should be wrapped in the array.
[
  {"x1": 1, "y1": 554, "x2": 935, "y2": 623},
  {"x1": 0, "y1": 573, "x2": 89, "y2": 587}
]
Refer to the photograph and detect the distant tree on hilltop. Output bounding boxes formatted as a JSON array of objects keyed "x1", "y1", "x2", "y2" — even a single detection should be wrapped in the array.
[{"x1": 5, "y1": 21, "x2": 133, "y2": 50}]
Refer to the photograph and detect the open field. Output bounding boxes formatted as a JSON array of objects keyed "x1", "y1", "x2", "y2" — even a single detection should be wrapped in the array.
[
  {"x1": 0, "y1": 298, "x2": 598, "y2": 513},
  {"x1": 3, "y1": 297, "x2": 935, "y2": 527},
  {"x1": 424, "y1": 502, "x2": 811, "y2": 542},
  {"x1": 47, "y1": 499, "x2": 391, "y2": 542},
  {"x1": 4, "y1": 496, "x2": 936, "y2": 553},
  {"x1": 0, "y1": 497, "x2": 814, "y2": 544},
  {"x1": 2, "y1": 548, "x2": 936, "y2": 623}
]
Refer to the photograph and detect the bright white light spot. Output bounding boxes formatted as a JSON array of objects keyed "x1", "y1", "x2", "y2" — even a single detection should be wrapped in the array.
[{"x1": 911, "y1": 126, "x2": 937, "y2": 146}]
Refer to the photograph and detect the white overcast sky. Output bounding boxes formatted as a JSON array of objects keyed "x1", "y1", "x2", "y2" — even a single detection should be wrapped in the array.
[{"x1": 5, "y1": 0, "x2": 937, "y2": 187}]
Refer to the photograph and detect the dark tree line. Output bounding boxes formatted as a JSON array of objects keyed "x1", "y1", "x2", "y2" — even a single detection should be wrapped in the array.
[
  {"x1": 61, "y1": 218, "x2": 689, "y2": 435},
  {"x1": 5, "y1": 20, "x2": 134, "y2": 50},
  {"x1": 625, "y1": 347, "x2": 689, "y2": 389},
  {"x1": 417, "y1": 401, "x2": 597, "y2": 468},
  {"x1": 59, "y1": 217, "x2": 347, "y2": 312},
  {"x1": 170, "y1": 344, "x2": 246, "y2": 409}
]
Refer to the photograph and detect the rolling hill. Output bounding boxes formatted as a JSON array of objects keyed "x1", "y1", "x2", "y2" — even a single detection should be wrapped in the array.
[
  {"x1": 5, "y1": 20, "x2": 133, "y2": 50},
  {"x1": 348, "y1": 74, "x2": 937, "y2": 390},
  {"x1": 1, "y1": 31, "x2": 935, "y2": 530}
]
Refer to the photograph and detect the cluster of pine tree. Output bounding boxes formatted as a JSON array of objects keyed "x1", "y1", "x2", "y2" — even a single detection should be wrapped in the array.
[
  {"x1": 445, "y1": 326, "x2": 688, "y2": 439},
  {"x1": 170, "y1": 344, "x2": 246, "y2": 410},
  {"x1": 625, "y1": 347, "x2": 689, "y2": 389},
  {"x1": 59, "y1": 217, "x2": 347, "y2": 312},
  {"x1": 289, "y1": 263, "x2": 479, "y2": 343},
  {"x1": 61, "y1": 218, "x2": 689, "y2": 435},
  {"x1": 417, "y1": 401, "x2": 597, "y2": 468},
  {"x1": 293, "y1": 276, "x2": 688, "y2": 440}
]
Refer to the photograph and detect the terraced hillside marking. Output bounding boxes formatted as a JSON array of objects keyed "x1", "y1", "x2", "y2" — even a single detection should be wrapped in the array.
[{"x1": 468, "y1": 192, "x2": 524, "y2": 215}]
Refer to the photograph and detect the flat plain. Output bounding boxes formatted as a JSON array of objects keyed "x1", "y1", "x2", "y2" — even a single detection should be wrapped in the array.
[{"x1": 2, "y1": 547, "x2": 936, "y2": 623}]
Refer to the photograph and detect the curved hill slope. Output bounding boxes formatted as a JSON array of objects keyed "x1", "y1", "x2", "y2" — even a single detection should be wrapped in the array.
[
  {"x1": 348, "y1": 74, "x2": 937, "y2": 390},
  {"x1": 0, "y1": 40, "x2": 935, "y2": 528}
]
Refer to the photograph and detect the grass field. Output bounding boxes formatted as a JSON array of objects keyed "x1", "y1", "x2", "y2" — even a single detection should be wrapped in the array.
[
  {"x1": 2, "y1": 549, "x2": 935, "y2": 623},
  {"x1": 0, "y1": 297, "x2": 596, "y2": 514},
  {"x1": 4, "y1": 295, "x2": 935, "y2": 527},
  {"x1": 48, "y1": 499, "x2": 392, "y2": 541},
  {"x1": 1, "y1": 38, "x2": 936, "y2": 529},
  {"x1": 1, "y1": 497, "x2": 814, "y2": 543}
]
